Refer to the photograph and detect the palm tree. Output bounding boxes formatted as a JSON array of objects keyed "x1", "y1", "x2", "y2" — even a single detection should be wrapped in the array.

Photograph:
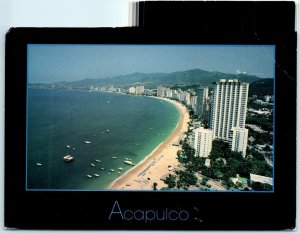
[{"x1": 152, "y1": 182, "x2": 158, "y2": 190}]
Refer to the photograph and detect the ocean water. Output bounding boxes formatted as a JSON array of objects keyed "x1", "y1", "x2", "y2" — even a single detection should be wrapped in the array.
[{"x1": 27, "y1": 88, "x2": 179, "y2": 190}]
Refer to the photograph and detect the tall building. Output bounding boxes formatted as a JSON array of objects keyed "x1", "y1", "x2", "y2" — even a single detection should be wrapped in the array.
[
  {"x1": 128, "y1": 86, "x2": 136, "y2": 94},
  {"x1": 196, "y1": 87, "x2": 209, "y2": 118},
  {"x1": 209, "y1": 79, "x2": 249, "y2": 140},
  {"x1": 135, "y1": 86, "x2": 145, "y2": 95},
  {"x1": 183, "y1": 91, "x2": 191, "y2": 106},
  {"x1": 191, "y1": 95, "x2": 198, "y2": 113},
  {"x1": 192, "y1": 127, "x2": 213, "y2": 158},
  {"x1": 230, "y1": 127, "x2": 249, "y2": 157},
  {"x1": 157, "y1": 85, "x2": 165, "y2": 97}
]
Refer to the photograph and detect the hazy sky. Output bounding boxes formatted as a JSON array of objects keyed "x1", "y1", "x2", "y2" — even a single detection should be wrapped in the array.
[{"x1": 28, "y1": 44, "x2": 275, "y2": 83}]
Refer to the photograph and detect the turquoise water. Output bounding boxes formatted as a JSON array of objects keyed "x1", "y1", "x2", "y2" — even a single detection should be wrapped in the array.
[{"x1": 27, "y1": 88, "x2": 179, "y2": 190}]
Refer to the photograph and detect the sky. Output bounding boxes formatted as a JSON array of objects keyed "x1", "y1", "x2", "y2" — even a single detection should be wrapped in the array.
[{"x1": 28, "y1": 44, "x2": 276, "y2": 83}]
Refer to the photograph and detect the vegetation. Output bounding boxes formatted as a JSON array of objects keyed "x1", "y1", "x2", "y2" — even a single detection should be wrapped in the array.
[
  {"x1": 164, "y1": 174, "x2": 177, "y2": 189},
  {"x1": 248, "y1": 100, "x2": 273, "y2": 110},
  {"x1": 251, "y1": 182, "x2": 273, "y2": 191},
  {"x1": 160, "y1": 187, "x2": 171, "y2": 190},
  {"x1": 152, "y1": 182, "x2": 158, "y2": 191},
  {"x1": 201, "y1": 119, "x2": 209, "y2": 129},
  {"x1": 246, "y1": 113, "x2": 273, "y2": 132},
  {"x1": 200, "y1": 177, "x2": 209, "y2": 186},
  {"x1": 199, "y1": 141, "x2": 271, "y2": 186},
  {"x1": 175, "y1": 170, "x2": 197, "y2": 190},
  {"x1": 248, "y1": 78, "x2": 274, "y2": 97},
  {"x1": 247, "y1": 128, "x2": 273, "y2": 145},
  {"x1": 47, "y1": 68, "x2": 261, "y2": 90}
]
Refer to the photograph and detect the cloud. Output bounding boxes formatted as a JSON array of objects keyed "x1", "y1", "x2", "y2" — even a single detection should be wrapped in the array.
[{"x1": 236, "y1": 69, "x2": 247, "y2": 75}]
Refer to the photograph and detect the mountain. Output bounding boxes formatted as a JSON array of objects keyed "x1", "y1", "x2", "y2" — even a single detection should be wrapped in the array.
[
  {"x1": 249, "y1": 78, "x2": 274, "y2": 96},
  {"x1": 54, "y1": 69, "x2": 262, "y2": 88}
]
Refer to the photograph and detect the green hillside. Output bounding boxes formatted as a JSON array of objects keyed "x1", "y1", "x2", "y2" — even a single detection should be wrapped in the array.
[
  {"x1": 36, "y1": 69, "x2": 263, "y2": 88},
  {"x1": 249, "y1": 78, "x2": 274, "y2": 97}
]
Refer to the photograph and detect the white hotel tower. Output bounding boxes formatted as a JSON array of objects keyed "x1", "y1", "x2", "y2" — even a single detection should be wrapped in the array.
[
  {"x1": 210, "y1": 79, "x2": 249, "y2": 156},
  {"x1": 193, "y1": 127, "x2": 213, "y2": 158}
]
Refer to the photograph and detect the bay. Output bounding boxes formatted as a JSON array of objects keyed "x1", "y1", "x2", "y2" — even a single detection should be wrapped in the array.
[{"x1": 27, "y1": 88, "x2": 179, "y2": 190}]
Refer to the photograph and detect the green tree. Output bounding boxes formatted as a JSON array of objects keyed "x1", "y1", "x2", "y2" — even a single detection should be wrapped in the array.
[
  {"x1": 152, "y1": 182, "x2": 158, "y2": 191},
  {"x1": 201, "y1": 167, "x2": 214, "y2": 178},
  {"x1": 160, "y1": 187, "x2": 171, "y2": 190},
  {"x1": 209, "y1": 140, "x2": 231, "y2": 159},
  {"x1": 201, "y1": 177, "x2": 209, "y2": 186},
  {"x1": 164, "y1": 174, "x2": 176, "y2": 189},
  {"x1": 251, "y1": 182, "x2": 272, "y2": 191},
  {"x1": 176, "y1": 170, "x2": 197, "y2": 189}
]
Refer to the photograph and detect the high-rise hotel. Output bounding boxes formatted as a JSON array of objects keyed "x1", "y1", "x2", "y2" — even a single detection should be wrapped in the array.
[
  {"x1": 193, "y1": 127, "x2": 213, "y2": 158},
  {"x1": 209, "y1": 79, "x2": 249, "y2": 156},
  {"x1": 196, "y1": 87, "x2": 209, "y2": 118}
]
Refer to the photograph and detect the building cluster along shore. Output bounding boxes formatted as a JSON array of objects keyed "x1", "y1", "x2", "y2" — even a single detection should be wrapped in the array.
[
  {"x1": 105, "y1": 79, "x2": 273, "y2": 191},
  {"x1": 34, "y1": 78, "x2": 273, "y2": 191}
]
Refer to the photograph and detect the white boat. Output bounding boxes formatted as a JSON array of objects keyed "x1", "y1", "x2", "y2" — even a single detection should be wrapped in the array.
[
  {"x1": 84, "y1": 141, "x2": 92, "y2": 144},
  {"x1": 110, "y1": 169, "x2": 115, "y2": 172},
  {"x1": 87, "y1": 175, "x2": 92, "y2": 178},
  {"x1": 95, "y1": 159, "x2": 101, "y2": 163},
  {"x1": 63, "y1": 155, "x2": 74, "y2": 162},
  {"x1": 112, "y1": 156, "x2": 117, "y2": 159},
  {"x1": 106, "y1": 129, "x2": 110, "y2": 133},
  {"x1": 90, "y1": 163, "x2": 96, "y2": 167},
  {"x1": 94, "y1": 174, "x2": 100, "y2": 177},
  {"x1": 100, "y1": 168, "x2": 105, "y2": 170},
  {"x1": 36, "y1": 163, "x2": 43, "y2": 166},
  {"x1": 124, "y1": 160, "x2": 135, "y2": 166},
  {"x1": 118, "y1": 167, "x2": 123, "y2": 171},
  {"x1": 66, "y1": 145, "x2": 71, "y2": 148}
]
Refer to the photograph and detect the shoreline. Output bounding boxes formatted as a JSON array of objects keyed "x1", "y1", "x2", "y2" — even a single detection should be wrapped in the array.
[{"x1": 108, "y1": 97, "x2": 190, "y2": 190}]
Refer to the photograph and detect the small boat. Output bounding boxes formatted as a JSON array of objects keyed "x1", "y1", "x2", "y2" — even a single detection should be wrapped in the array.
[
  {"x1": 118, "y1": 171, "x2": 121, "y2": 174},
  {"x1": 118, "y1": 167, "x2": 123, "y2": 171},
  {"x1": 106, "y1": 129, "x2": 110, "y2": 133},
  {"x1": 124, "y1": 160, "x2": 135, "y2": 166},
  {"x1": 100, "y1": 168, "x2": 105, "y2": 170},
  {"x1": 72, "y1": 147, "x2": 76, "y2": 150},
  {"x1": 95, "y1": 159, "x2": 101, "y2": 163},
  {"x1": 84, "y1": 141, "x2": 92, "y2": 144},
  {"x1": 87, "y1": 175, "x2": 92, "y2": 178},
  {"x1": 63, "y1": 155, "x2": 74, "y2": 162},
  {"x1": 90, "y1": 163, "x2": 96, "y2": 167},
  {"x1": 66, "y1": 145, "x2": 71, "y2": 148},
  {"x1": 94, "y1": 174, "x2": 100, "y2": 177},
  {"x1": 112, "y1": 156, "x2": 117, "y2": 159},
  {"x1": 36, "y1": 163, "x2": 43, "y2": 166},
  {"x1": 106, "y1": 101, "x2": 110, "y2": 104},
  {"x1": 108, "y1": 173, "x2": 111, "y2": 175},
  {"x1": 110, "y1": 169, "x2": 115, "y2": 172}
]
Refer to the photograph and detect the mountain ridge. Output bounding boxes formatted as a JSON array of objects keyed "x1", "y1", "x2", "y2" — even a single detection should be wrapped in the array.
[{"x1": 34, "y1": 69, "x2": 269, "y2": 88}]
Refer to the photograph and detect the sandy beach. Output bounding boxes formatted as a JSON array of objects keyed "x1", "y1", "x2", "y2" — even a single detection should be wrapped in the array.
[{"x1": 108, "y1": 97, "x2": 190, "y2": 190}]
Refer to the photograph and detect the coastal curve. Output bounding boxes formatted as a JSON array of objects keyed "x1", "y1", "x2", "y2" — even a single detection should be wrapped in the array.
[{"x1": 108, "y1": 97, "x2": 190, "y2": 190}]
